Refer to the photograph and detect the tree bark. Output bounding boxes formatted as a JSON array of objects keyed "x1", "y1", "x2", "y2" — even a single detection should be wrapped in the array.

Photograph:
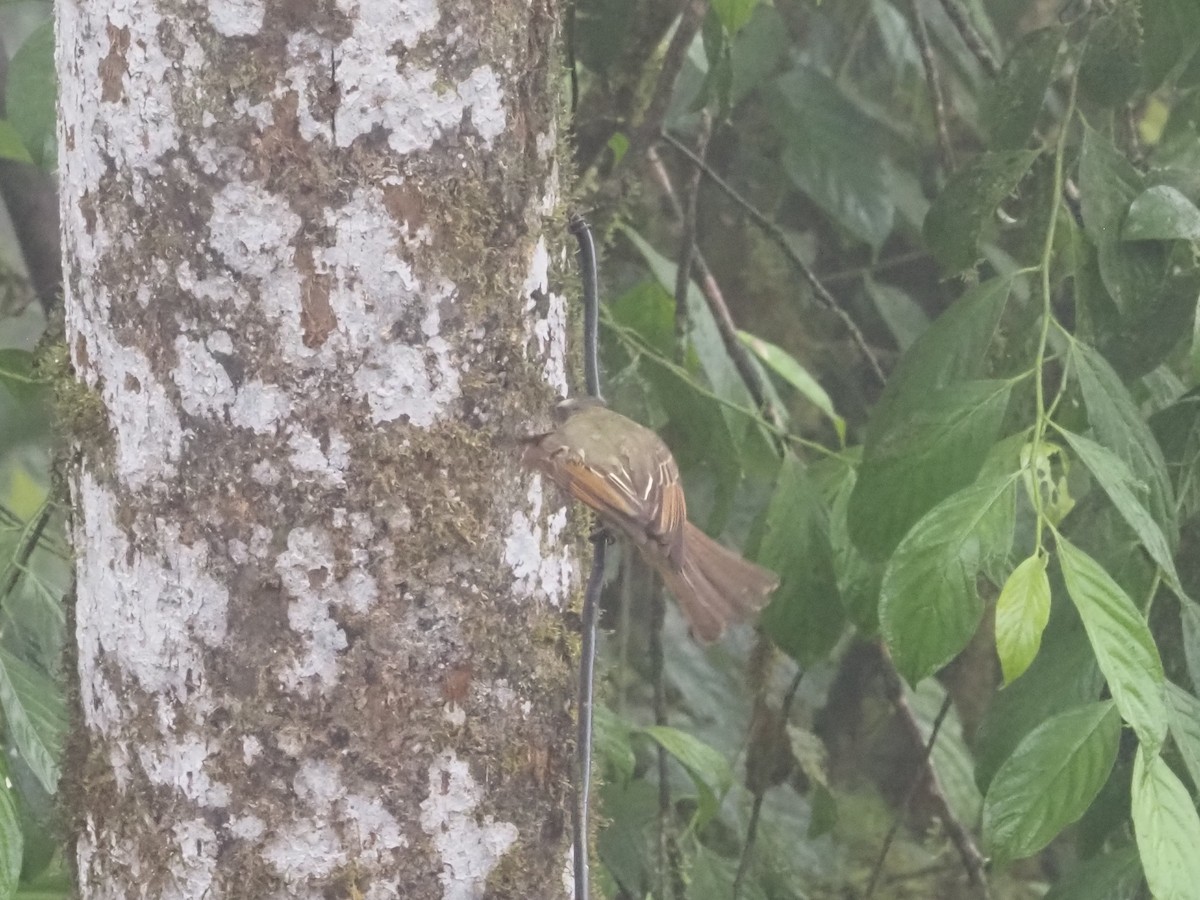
[{"x1": 57, "y1": 0, "x2": 576, "y2": 896}]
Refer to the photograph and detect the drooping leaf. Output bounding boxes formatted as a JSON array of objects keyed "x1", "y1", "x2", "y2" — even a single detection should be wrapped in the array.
[
  {"x1": 757, "y1": 454, "x2": 844, "y2": 665},
  {"x1": 739, "y1": 331, "x2": 844, "y2": 441},
  {"x1": 0, "y1": 119, "x2": 33, "y2": 165},
  {"x1": 1140, "y1": 0, "x2": 1200, "y2": 90},
  {"x1": 995, "y1": 552, "x2": 1052, "y2": 685},
  {"x1": 1057, "y1": 535, "x2": 1168, "y2": 753},
  {"x1": 5, "y1": 22, "x2": 55, "y2": 169},
  {"x1": 981, "y1": 28, "x2": 1062, "y2": 150},
  {"x1": 1057, "y1": 427, "x2": 1183, "y2": 595},
  {"x1": 982, "y1": 701, "x2": 1120, "y2": 862},
  {"x1": 0, "y1": 649, "x2": 64, "y2": 794},
  {"x1": 639, "y1": 725, "x2": 732, "y2": 830},
  {"x1": 1165, "y1": 681, "x2": 1200, "y2": 791},
  {"x1": 880, "y1": 476, "x2": 1016, "y2": 684},
  {"x1": 1131, "y1": 746, "x2": 1200, "y2": 900},
  {"x1": 923, "y1": 150, "x2": 1040, "y2": 273},
  {"x1": 1079, "y1": 5, "x2": 1144, "y2": 107},
  {"x1": 863, "y1": 278, "x2": 929, "y2": 351}
]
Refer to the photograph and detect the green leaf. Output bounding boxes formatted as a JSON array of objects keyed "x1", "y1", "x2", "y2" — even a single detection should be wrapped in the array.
[
  {"x1": 774, "y1": 67, "x2": 895, "y2": 247},
  {"x1": 1078, "y1": 123, "x2": 1168, "y2": 314},
  {"x1": 1141, "y1": 0, "x2": 1200, "y2": 90},
  {"x1": 711, "y1": 0, "x2": 758, "y2": 34},
  {"x1": 976, "y1": 619, "x2": 1104, "y2": 791},
  {"x1": 1041, "y1": 846, "x2": 1142, "y2": 900},
  {"x1": 757, "y1": 454, "x2": 844, "y2": 665},
  {"x1": 0, "y1": 759, "x2": 21, "y2": 897},
  {"x1": 982, "y1": 701, "x2": 1120, "y2": 863},
  {"x1": 1071, "y1": 341, "x2": 1177, "y2": 551},
  {"x1": 850, "y1": 379, "x2": 1013, "y2": 560},
  {"x1": 1079, "y1": 5, "x2": 1144, "y2": 107},
  {"x1": 923, "y1": 150, "x2": 1040, "y2": 273},
  {"x1": 1121, "y1": 184, "x2": 1200, "y2": 241},
  {"x1": 593, "y1": 704, "x2": 636, "y2": 784},
  {"x1": 1165, "y1": 681, "x2": 1200, "y2": 791},
  {"x1": 1057, "y1": 427, "x2": 1183, "y2": 596},
  {"x1": 995, "y1": 553, "x2": 1052, "y2": 685},
  {"x1": 1182, "y1": 599, "x2": 1200, "y2": 692},
  {"x1": 981, "y1": 28, "x2": 1062, "y2": 150},
  {"x1": 0, "y1": 120, "x2": 34, "y2": 165},
  {"x1": 1131, "y1": 746, "x2": 1200, "y2": 900},
  {"x1": 739, "y1": 331, "x2": 844, "y2": 441},
  {"x1": 863, "y1": 278, "x2": 928, "y2": 351},
  {"x1": 1057, "y1": 535, "x2": 1168, "y2": 753},
  {"x1": 5, "y1": 21, "x2": 55, "y2": 169},
  {"x1": 912, "y1": 681, "x2": 982, "y2": 826},
  {"x1": 823, "y1": 460, "x2": 884, "y2": 634},
  {"x1": 880, "y1": 476, "x2": 1016, "y2": 685},
  {"x1": 639, "y1": 725, "x2": 732, "y2": 830},
  {"x1": 0, "y1": 649, "x2": 63, "y2": 794}
]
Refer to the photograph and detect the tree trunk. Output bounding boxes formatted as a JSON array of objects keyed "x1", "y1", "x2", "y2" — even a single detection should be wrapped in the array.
[{"x1": 57, "y1": 0, "x2": 575, "y2": 896}]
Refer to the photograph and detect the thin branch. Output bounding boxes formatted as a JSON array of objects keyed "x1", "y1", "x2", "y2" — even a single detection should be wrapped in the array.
[
  {"x1": 637, "y1": 0, "x2": 707, "y2": 152},
  {"x1": 672, "y1": 111, "x2": 711, "y2": 349},
  {"x1": 935, "y1": 0, "x2": 998, "y2": 77},
  {"x1": 866, "y1": 643, "x2": 990, "y2": 898},
  {"x1": 0, "y1": 502, "x2": 54, "y2": 605},
  {"x1": 660, "y1": 131, "x2": 888, "y2": 387},
  {"x1": 908, "y1": 0, "x2": 954, "y2": 171}
]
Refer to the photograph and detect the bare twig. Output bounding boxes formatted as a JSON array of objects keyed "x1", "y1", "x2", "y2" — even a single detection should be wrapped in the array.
[
  {"x1": 672, "y1": 112, "x2": 711, "y2": 349},
  {"x1": 908, "y1": 0, "x2": 955, "y2": 171},
  {"x1": 638, "y1": 0, "x2": 707, "y2": 152},
  {"x1": 0, "y1": 502, "x2": 54, "y2": 603},
  {"x1": 935, "y1": 0, "x2": 998, "y2": 77},
  {"x1": 660, "y1": 131, "x2": 888, "y2": 387},
  {"x1": 866, "y1": 643, "x2": 990, "y2": 898}
]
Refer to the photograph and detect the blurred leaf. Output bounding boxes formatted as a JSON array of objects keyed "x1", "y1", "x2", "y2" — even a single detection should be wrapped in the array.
[
  {"x1": 606, "y1": 131, "x2": 629, "y2": 167},
  {"x1": 738, "y1": 331, "x2": 844, "y2": 441},
  {"x1": 880, "y1": 476, "x2": 1016, "y2": 685},
  {"x1": 711, "y1": 0, "x2": 758, "y2": 35},
  {"x1": 593, "y1": 704, "x2": 636, "y2": 784},
  {"x1": 1183, "y1": 599, "x2": 1200, "y2": 691},
  {"x1": 1121, "y1": 184, "x2": 1200, "y2": 241},
  {"x1": 851, "y1": 380, "x2": 1013, "y2": 561},
  {"x1": 1141, "y1": 0, "x2": 1200, "y2": 90},
  {"x1": 995, "y1": 552, "x2": 1051, "y2": 685},
  {"x1": 982, "y1": 701, "x2": 1119, "y2": 862},
  {"x1": 1095, "y1": 271, "x2": 1199, "y2": 381},
  {"x1": 5, "y1": 22, "x2": 55, "y2": 169},
  {"x1": 757, "y1": 454, "x2": 844, "y2": 665},
  {"x1": 981, "y1": 28, "x2": 1061, "y2": 150},
  {"x1": 597, "y1": 778, "x2": 656, "y2": 895},
  {"x1": 1079, "y1": 123, "x2": 1168, "y2": 314},
  {"x1": 863, "y1": 278, "x2": 928, "y2": 352},
  {"x1": 1131, "y1": 746, "x2": 1200, "y2": 900},
  {"x1": 639, "y1": 725, "x2": 732, "y2": 830},
  {"x1": 0, "y1": 120, "x2": 33, "y2": 165},
  {"x1": 821, "y1": 460, "x2": 883, "y2": 634},
  {"x1": 1058, "y1": 427, "x2": 1183, "y2": 596},
  {"x1": 1166, "y1": 681, "x2": 1200, "y2": 790},
  {"x1": 0, "y1": 759, "x2": 21, "y2": 897},
  {"x1": 1041, "y1": 846, "x2": 1142, "y2": 900},
  {"x1": 1071, "y1": 340, "x2": 1177, "y2": 550},
  {"x1": 912, "y1": 681, "x2": 982, "y2": 826},
  {"x1": 1079, "y1": 5, "x2": 1143, "y2": 107},
  {"x1": 1150, "y1": 390, "x2": 1200, "y2": 523},
  {"x1": 1057, "y1": 535, "x2": 1168, "y2": 753},
  {"x1": 923, "y1": 149, "x2": 1040, "y2": 273},
  {"x1": 774, "y1": 67, "x2": 895, "y2": 247},
  {"x1": 0, "y1": 649, "x2": 64, "y2": 794}
]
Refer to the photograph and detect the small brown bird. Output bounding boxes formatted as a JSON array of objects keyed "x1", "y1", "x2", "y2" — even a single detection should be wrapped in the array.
[{"x1": 521, "y1": 397, "x2": 779, "y2": 641}]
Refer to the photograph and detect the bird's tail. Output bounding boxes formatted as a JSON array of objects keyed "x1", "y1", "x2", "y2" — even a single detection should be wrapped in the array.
[{"x1": 658, "y1": 523, "x2": 779, "y2": 642}]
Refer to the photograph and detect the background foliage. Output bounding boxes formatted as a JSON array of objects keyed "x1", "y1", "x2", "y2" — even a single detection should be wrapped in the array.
[{"x1": 2, "y1": 0, "x2": 1200, "y2": 898}]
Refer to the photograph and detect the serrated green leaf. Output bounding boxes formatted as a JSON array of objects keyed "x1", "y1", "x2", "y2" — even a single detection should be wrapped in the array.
[
  {"x1": 1165, "y1": 681, "x2": 1200, "y2": 790},
  {"x1": 1057, "y1": 427, "x2": 1183, "y2": 596},
  {"x1": 983, "y1": 701, "x2": 1120, "y2": 863},
  {"x1": 923, "y1": 150, "x2": 1040, "y2": 273},
  {"x1": 739, "y1": 331, "x2": 844, "y2": 441},
  {"x1": 5, "y1": 21, "x2": 55, "y2": 169},
  {"x1": 880, "y1": 476, "x2": 1016, "y2": 684},
  {"x1": 1057, "y1": 535, "x2": 1167, "y2": 753},
  {"x1": 639, "y1": 725, "x2": 732, "y2": 830},
  {"x1": 774, "y1": 67, "x2": 895, "y2": 247},
  {"x1": 1079, "y1": 5, "x2": 1144, "y2": 107},
  {"x1": 1079, "y1": 123, "x2": 1168, "y2": 314},
  {"x1": 981, "y1": 28, "x2": 1062, "y2": 150},
  {"x1": 851, "y1": 379, "x2": 1013, "y2": 559},
  {"x1": 0, "y1": 649, "x2": 63, "y2": 794},
  {"x1": 995, "y1": 553, "x2": 1052, "y2": 685},
  {"x1": 1132, "y1": 746, "x2": 1200, "y2": 900},
  {"x1": 1041, "y1": 846, "x2": 1142, "y2": 900},
  {"x1": 1122, "y1": 184, "x2": 1200, "y2": 241},
  {"x1": 757, "y1": 454, "x2": 844, "y2": 665}
]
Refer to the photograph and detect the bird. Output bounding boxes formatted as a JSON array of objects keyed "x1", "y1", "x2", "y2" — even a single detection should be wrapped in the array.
[{"x1": 521, "y1": 397, "x2": 779, "y2": 641}]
